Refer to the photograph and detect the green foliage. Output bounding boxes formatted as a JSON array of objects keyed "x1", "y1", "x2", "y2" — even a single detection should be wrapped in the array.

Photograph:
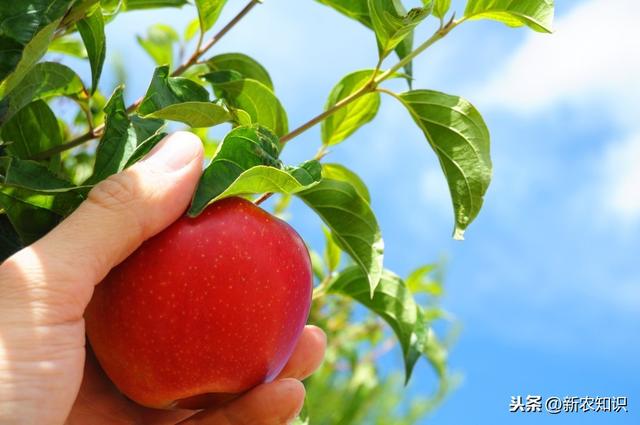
[
  {"x1": 432, "y1": 0, "x2": 452, "y2": 20},
  {"x1": 86, "y1": 87, "x2": 136, "y2": 184},
  {"x1": 0, "y1": 157, "x2": 77, "y2": 193},
  {"x1": 203, "y1": 72, "x2": 288, "y2": 136},
  {"x1": 368, "y1": 0, "x2": 431, "y2": 59},
  {"x1": 406, "y1": 264, "x2": 444, "y2": 296},
  {"x1": 136, "y1": 24, "x2": 179, "y2": 66},
  {"x1": 145, "y1": 102, "x2": 231, "y2": 128},
  {"x1": 48, "y1": 36, "x2": 88, "y2": 58},
  {"x1": 306, "y1": 257, "x2": 456, "y2": 424},
  {"x1": 298, "y1": 179, "x2": 383, "y2": 295},
  {"x1": 139, "y1": 66, "x2": 209, "y2": 113},
  {"x1": 77, "y1": 7, "x2": 106, "y2": 93},
  {"x1": 1, "y1": 100, "x2": 62, "y2": 160},
  {"x1": 206, "y1": 53, "x2": 273, "y2": 90},
  {"x1": 329, "y1": 267, "x2": 422, "y2": 380},
  {"x1": 0, "y1": 62, "x2": 86, "y2": 125},
  {"x1": 124, "y1": 132, "x2": 168, "y2": 168},
  {"x1": 0, "y1": 189, "x2": 61, "y2": 244},
  {"x1": 321, "y1": 163, "x2": 371, "y2": 203},
  {"x1": 87, "y1": 87, "x2": 163, "y2": 184},
  {"x1": 0, "y1": 0, "x2": 555, "y2": 422},
  {"x1": 323, "y1": 226, "x2": 342, "y2": 273},
  {"x1": 189, "y1": 125, "x2": 322, "y2": 215},
  {"x1": 0, "y1": 1, "x2": 74, "y2": 87},
  {"x1": 195, "y1": 0, "x2": 228, "y2": 33},
  {"x1": 322, "y1": 70, "x2": 380, "y2": 146},
  {"x1": 315, "y1": 0, "x2": 371, "y2": 27},
  {"x1": 397, "y1": 90, "x2": 492, "y2": 239},
  {"x1": 125, "y1": 0, "x2": 188, "y2": 10},
  {"x1": 464, "y1": 0, "x2": 554, "y2": 33},
  {"x1": 0, "y1": 214, "x2": 21, "y2": 261}
]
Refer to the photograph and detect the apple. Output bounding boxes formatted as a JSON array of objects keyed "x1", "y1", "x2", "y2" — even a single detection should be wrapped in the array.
[{"x1": 84, "y1": 197, "x2": 313, "y2": 409}]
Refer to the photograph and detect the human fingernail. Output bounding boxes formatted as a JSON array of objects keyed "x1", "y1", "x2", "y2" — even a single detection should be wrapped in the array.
[{"x1": 142, "y1": 131, "x2": 201, "y2": 172}]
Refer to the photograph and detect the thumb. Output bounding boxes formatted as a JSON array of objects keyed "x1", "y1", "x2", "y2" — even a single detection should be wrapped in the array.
[{"x1": 1, "y1": 131, "x2": 203, "y2": 320}]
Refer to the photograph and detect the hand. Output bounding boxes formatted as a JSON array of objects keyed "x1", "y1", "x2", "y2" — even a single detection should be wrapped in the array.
[{"x1": 0, "y1": 132, "x2": 326, "y2": 425}]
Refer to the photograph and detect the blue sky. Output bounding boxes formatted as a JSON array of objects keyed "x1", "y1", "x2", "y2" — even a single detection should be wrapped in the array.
[{"x1": 90, "y1": 0, "x2": 640, "y2": 423}]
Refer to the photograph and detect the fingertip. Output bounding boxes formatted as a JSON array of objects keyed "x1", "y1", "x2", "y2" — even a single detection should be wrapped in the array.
[
  {"x1": 140, "y1": 131, "x2": 204, "y2": 172},
  {"x1": 179, "y1": 379, "x2": 306, "y2": 425},
  {"x1": 274, "y1": 378, "x2": 306, "y2": 422},
  {"x1": 305, "y1": 325, "x2": 327, "y2": 350},
  {"x1": 170, "y1": 131, "x2": 205, "y2": 157},
  {"x1": 276, "y1": 326, "x2": 327, "y2": 381}
]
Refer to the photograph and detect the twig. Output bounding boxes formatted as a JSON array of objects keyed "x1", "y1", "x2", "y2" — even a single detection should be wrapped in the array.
[
  {"x1": 254, "y1": 20, "x2": 462, "y2": 206},
  {"x1": 172, "y1": 0, "x2": 260, "y2": 77}
]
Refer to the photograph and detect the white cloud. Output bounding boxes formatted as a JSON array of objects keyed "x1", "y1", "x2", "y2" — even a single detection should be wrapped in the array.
[
  {"x1": 600, "y1": 135, "x2": 640, "y2": 225},
  {"x1": 475, "y1": 0, "x2": 640, "y2": 225},
  {"x1": 475, "y1": 0, "x2": 640, "y2": 119}
]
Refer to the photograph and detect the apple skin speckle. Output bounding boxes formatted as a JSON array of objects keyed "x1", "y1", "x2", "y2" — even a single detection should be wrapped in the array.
[{"x1": 84, "y1": 197, "x2": 312, "y2": 409}]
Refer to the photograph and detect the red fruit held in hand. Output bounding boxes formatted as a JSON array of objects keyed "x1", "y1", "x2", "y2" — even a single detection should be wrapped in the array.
[{"x1": 85, "y1": 197, "x2": 312, "y2": 409}]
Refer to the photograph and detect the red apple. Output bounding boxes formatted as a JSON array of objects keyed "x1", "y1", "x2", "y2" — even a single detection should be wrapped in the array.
[{"x1": 84, "y1": 197, "x2": 312, "y2": 409}]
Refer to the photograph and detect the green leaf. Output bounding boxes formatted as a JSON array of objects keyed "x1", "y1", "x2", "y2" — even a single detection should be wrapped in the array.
[
  {"x1": 406, "y1": 264, "x2": 443, "y2": 296},
  {"x1": 368, "y1": 0, "x2": 430, "y2": 58},
  {"x1": 315, "y1": 0, "x2": 371, "y2": 26},
  {"x1": 0, "y1": 0, "x2": 74, "y2": 88},
  {"x1": 432, "y1": 0, "x2": 451, "y2": 19},
  {"x1": 139, "y1": 66, "x2": 210, "y2": 115},
  {"x1": 0, "y1": 188, "x2": 62, "y2": 244},
  {"x1": 411, "y1": 308, "x2": 448, "y2": 378},
  {"x1": 309, "y1": 249, "x2": 325, "y2": 281},
  {"x1": 195, "y1": 0, "x2": 228, "y2": 33},
  {"x1": 184, "y1": 18, "x2": 200, "y2": 41},
  {"x1": 0, "y1": 185, "x2": 80, "y2": 216},
  {"x1": 131, "y1": 115, "x2": 165, "y2": 143},
  {"x1": 297, "y1": 179, "x2": 383, "y2": 294},
  {"x1": 203, "y1": 73, "x2": 288, "y2": 137},
  {"x1": 322, "y1": 70, "x2": 380, "y2": 146},
  {"x1": 77, "y1": 7, "x2": 106, "y2": 93},
  {"x1": 124, "y1": 0, "x2": 188, "y2": 9},
  {"x1": 61, "y1": 152, "x2": 95, "y2": 185},
  {"x1": 86, "y1": 87, "x2": 136, "y2": 184},
  {"x1": 0, "y1": 62, "x2": 86, "y2": 125},
  {"x1": 195, "y1": 161, "x2": 322, "y2": 215},
  {"x1": 464, "y1": 0, "x2": 554, "y2": 33},
  {"x1": 0, "y1": 214, "x2": 22, "y2": 261},
  {"x1": 323, "y1": 226, "x2": 342, "y2": 273},
  {"x1": 0, "y1": 157, "x2": 78, "y2": 193},
  {"x1": 1, "y1": 100, "x2": 61, "y2": 160},
  {"x1": 321, "y1": 163, "x2": 370, "y2": 203},
  {"x1": 206, "y1": 53, "x2": 274, "y2": 90},
  {"x1": 136, "y1": 24, "x2": 179, "y2": 67},
  {"x1": 48, "y1": 36, "x2": 87, "y2": 58},
  {"x1": 143, "y1": 101, "x2": 231, "y2": 128},
  {"x1": 124, "y1": 132, "x2": 168, "y2": 168},
  {"x1": 62, "y1": 0, "x2": 101, "y2": 27},
  {"x1": 188, "y1": 125, "x2": 284, "y2": 215},
  {"x1": 328, "y1": 266, "x2": 423, "y2": 381},
  {"x1": 397, "y1": 89, "x2": 492, "y2": 239}
]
